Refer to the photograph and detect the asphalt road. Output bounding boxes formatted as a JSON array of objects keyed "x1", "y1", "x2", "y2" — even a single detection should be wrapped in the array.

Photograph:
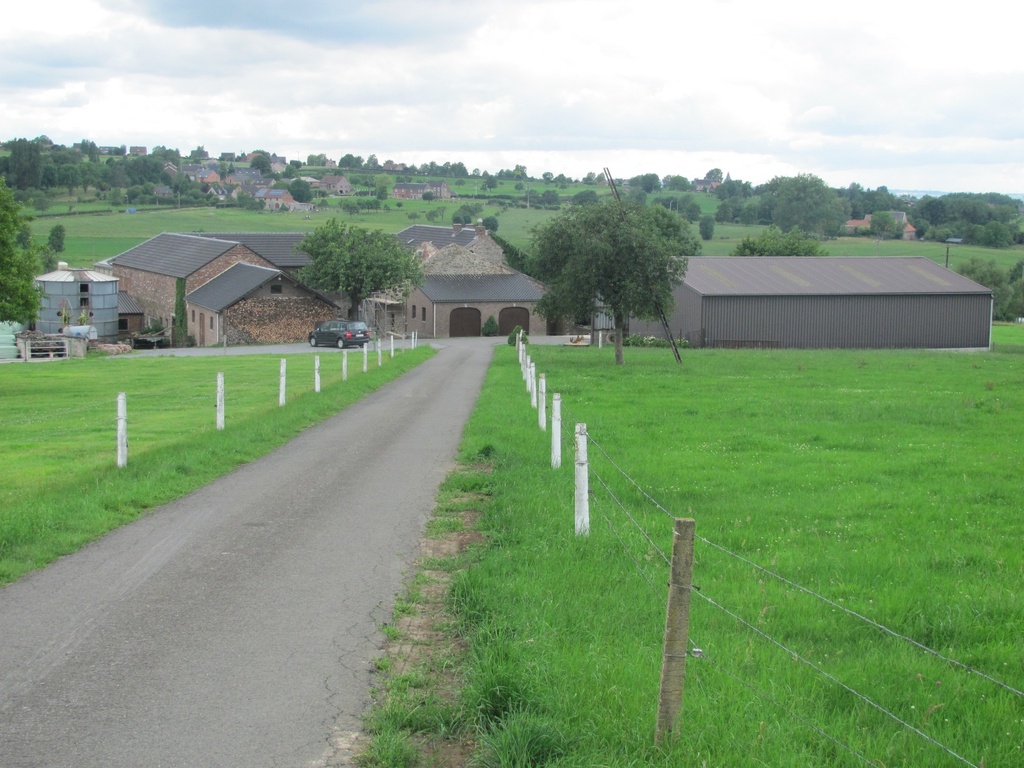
[{"x1": 0, "y1": 337, "x2": 498, "y2": 768}]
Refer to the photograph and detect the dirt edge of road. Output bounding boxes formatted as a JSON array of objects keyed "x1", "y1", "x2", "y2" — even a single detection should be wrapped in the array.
[{"x1": 317, "y1": 474, "x2": 488, "y2": 767}]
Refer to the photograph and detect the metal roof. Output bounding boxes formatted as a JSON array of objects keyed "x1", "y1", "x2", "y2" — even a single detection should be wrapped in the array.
[
  {"x1": 683, "y1": 257, "x2": 991, "y2": 296},
  {"x1": 109, "y1": 233, "x2": 240, "y2": 278},
  {"x1": 421, "y1": 273, "x2": 544, "y2": 303},
  {"x1": 36, "y1": 268, "x2": 117, "y2": 283},
  {"x1": 118, "y1": 291, "x2": 143, "y2": 314},
  {"x1": 190, "y1": 233, "x2": 309, "y2": 268},
  {"x1": 186, "y1": 263, "x2": 282, "y2": 312}
]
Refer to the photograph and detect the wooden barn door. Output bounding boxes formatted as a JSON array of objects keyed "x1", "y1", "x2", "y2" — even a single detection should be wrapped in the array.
[
  {"x1": 449, "y1": 308, "x2": 482, "y2": 337},
  {"x1": 498, "y1": 307, "x2": 529, "y2": 335}
]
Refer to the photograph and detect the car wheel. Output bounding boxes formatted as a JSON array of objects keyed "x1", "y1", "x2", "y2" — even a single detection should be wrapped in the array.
[
  {"x1": 309, "y1": 336, "x2": 317, "y2": 347},
  {"x1": 337, "y1": 337, "x2": 345, "y2": 349}
]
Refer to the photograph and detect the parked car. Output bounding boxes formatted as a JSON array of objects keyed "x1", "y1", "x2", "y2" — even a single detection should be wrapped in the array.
[{"x1": 308, "y1": 320, "x2": 371, "y2": 348}]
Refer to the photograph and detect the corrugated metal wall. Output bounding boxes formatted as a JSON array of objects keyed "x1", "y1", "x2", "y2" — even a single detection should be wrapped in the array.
[{"x1": 699, "y1": 294, "x2": 991, "y2": 349}]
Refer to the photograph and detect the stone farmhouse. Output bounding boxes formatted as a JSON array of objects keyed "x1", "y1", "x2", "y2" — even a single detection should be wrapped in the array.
[
  {"x1": 100, "y1": 232, "x2": 329, "y2": 344},
  {"x1": 314, "y1": 175, "x2": 354, "y2": 195},
  {"x1": 388, "y1": 223, "x2": 547, "y2": 338},
  {"x1": 844, "y1": 211, "x2": 918, "y2": 240}
]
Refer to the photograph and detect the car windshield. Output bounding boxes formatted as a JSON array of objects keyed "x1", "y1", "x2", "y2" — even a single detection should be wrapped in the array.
[{"x1": 347, "y1": 322, "x2": 368, "y2": 331}]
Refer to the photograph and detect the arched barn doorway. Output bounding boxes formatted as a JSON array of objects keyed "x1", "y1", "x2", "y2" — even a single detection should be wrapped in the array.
[
  {"x1": 449, "y1": 307, "x2": 482, "y2": 337},
  {"x1": 498, "y1": 307, "x2": 529, "y2": 335}
]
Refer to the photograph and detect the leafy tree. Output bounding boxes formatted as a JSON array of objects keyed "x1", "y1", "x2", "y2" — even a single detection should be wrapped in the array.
[
  {"x1": 957, "y1": 257, "x2": 1017, "y2": 320},
  {"x1": 299, "y1": 218, "x2": 423, "y2": 318},
  {"x1": 629, "y1": 173, "x2": 661, "y2": 194},
  {"x1": 769, "y1": 174, "x2": 849, "y2": 237},
  {"x1": 539, "y1": 190, "x2": 560, "y2": 207},
  {"x1": 704, "y1": 168, "x2": 723, "y2": 183},
  {"x1": 483, "y1": 174, "x2": 498, "y2": 190},
  {"x1": 531, "y1": 201, "x2": 700, "y2": 365},
  {"x1": 869, "y1": 211, "x2": 903, "y2": 240},
  {"x1": 289, "y1": 179, "x2": 313, "y2": 203},
  {"x1": 6, "y1": 138, "x2": 43, "y2": 190},
  {"x1": 307, "y1": 153, "x2": 328, "y2": 166},
  {"x1": 664, "y1": 175, "x2": 692, "y2": 192},
  {"x1": 373, "y1": 174, "x2": 394, "y2": 200},
  {"x1": 482, "y1": 215, "x2": 499, "y2": 232},
  {"x1": 47, "y1": 224, "x2": 66, "y2": 253},
  {"x1": 490, "y1": 233, "x2": 528, "y2": 273},
  {"x1": 572, "y1": 189, "x2": 600, "y2": 206},
  {"x1": 699, "y1": 215, "x2": 715, "y2": 241},
  {"x1": 732, "y1": 225, "x2": 828, "y2": 256},
  {"x1": 249, "y1": 153, "x2": 271, "y2": 174},
  {"x1": 1, "y1": 179, "x2": 42, "y2": 322},
  {"x1": 715, "y1": 199, "x2": 734, "y2": 223}
]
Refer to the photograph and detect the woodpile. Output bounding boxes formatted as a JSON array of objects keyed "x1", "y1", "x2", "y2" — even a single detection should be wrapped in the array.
[{"x1": 225, "y1": 297, "x2": 336, "y2": 344}]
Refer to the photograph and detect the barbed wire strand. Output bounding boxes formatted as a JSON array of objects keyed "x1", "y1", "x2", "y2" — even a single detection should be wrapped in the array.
[
  {"x1": 590, "y1": 466, "x2": 671, "y2": 568},
  {"x1": 574, "y1": 411, "x2": 1024, "y2": 701},
  {"x1": 590, "y1": 491, "x2": 662, "y2": 598},
  {"x1": 695, "y1": 536, "x2": 1024, "y2": 700},
  {"x1": 687, "y1": 637, "x2": 880, "y2": 768},
  {"x1": 694, "y1": 591, "x2": 979, "y2": 768}
]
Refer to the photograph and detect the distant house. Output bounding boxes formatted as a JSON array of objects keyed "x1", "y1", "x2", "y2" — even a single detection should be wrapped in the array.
[
  {"x1": 185, "y1": 263, "x2": 336, "y2": 346},
  {"x1": 389, "y1": 223, "x2": 547, "y2": 338},
  {"x1": 692, "y1": 178, "x2": 721, "y2": 193},
  {"x1": 206, "y1": 184, "x2": 230, "y2": 201},
  {"x1": 383, "y1": 161, "x2": 407, "y2": 172},
  {"x1": 844, "y1": 211, "x2": 918, "y2": 240},
  {"x1": 226, "y1": 168, "x2": 266, "y2": 186},
  {"x1": 316, "y1": 175, "x2": 354, "y2": 195},
  {"x1": 254, "y1": 187, "x2": 298, "y2": 211},
  {"x1": 392, "y1": 180, "x2": 453, "y2": 200},
  {"x1": 129, "y1": 146, "x2": 147, "y2": 156},
  {"x1": 219, "y1": 152, "x2": 236, "y2": 162},
  {"x1": 153, "y1": 185, "x2": 174, "y2": 198}
]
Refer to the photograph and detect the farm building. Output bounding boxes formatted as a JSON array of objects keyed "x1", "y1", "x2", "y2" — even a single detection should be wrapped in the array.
[
  {"x1": 629, "y1": 257, "x2": 992, "y2": 350},
  {"x1": 390, "y1": 223, "x2": 547, "y2": 338},
  {"x1": 185, "y1": 263, "x2": 337, "y2": 346},
  {"x1": 35, "y1": 265, "x2": 120, "y2": 341}
]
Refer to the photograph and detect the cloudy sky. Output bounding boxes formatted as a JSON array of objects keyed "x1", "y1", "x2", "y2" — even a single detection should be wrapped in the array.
[{"x1": 3, "y1": 0, "x2": 1022, "y2": 194}]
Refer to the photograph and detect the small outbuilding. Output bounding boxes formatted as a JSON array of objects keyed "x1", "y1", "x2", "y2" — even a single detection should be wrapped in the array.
[{"x1": 630, "y1": 257, "x2": 992, "y2": 350}]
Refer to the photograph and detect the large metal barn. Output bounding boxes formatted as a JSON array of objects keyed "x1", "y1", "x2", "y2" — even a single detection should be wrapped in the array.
[{"x1": 630, "y1": 257, "x2": 993, "y2": 350}]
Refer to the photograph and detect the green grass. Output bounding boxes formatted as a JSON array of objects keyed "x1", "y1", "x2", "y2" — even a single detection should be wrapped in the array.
[
  {"x1": 0, "y1": 346, "x2": 434, "y2": 583},
  {"x1": 396, "y1": 340, "x2": 1024, "y2": 767}
]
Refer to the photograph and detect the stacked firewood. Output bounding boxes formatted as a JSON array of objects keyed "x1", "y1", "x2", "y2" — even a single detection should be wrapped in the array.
[{"x1": 226, "y1": 297, "x2": 336, "y2": 344}]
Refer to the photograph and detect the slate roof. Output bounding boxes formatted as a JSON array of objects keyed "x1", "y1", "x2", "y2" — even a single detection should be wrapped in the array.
[
  {"x1": 186, "y1": 263, "x2": 282, "y2": 312},
  {"x1": 395, "y1": 224, "x2": 479, "y2": 249},
  {"x1": 420, "y1": 273, "x2": 544, "y2": 303},
  {"x1": 108, "y1": 233, "x2": 241, "y2": 278},
  {"x1": 191, "y1": 233, "x2": 309, "y2": 269},
  {"x1": 684, "y1": 257, "x2": 991, "y2": 296}
]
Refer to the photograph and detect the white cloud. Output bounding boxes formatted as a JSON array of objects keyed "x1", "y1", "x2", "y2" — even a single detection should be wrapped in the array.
[{"x1": 1, "y1": 0, "x2": 1021, "y2": 193}]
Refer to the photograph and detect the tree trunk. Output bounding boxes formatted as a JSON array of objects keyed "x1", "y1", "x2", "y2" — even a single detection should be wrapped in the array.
[{"x1": 614, "y1": 312, "x2": 625, "y2": 365}]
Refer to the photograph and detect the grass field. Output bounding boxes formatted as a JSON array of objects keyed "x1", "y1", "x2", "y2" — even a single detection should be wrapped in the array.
[
  {"x1": 0, "y1": 346, "x2": 434, "y2": 583},
  {"x1": 364, "y1": 330, "x2": 1024, "y2": 767}
]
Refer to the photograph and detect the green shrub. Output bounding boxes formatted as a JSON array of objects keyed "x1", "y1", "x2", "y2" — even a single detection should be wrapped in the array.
[
  {"x1": 622, "y1": 334, "x2": 687, "y2": 348},
  {"x1": 482, "y1": 315, "x2": 499, "y2": 336},
  {"x1": 506, "y1": 325, "x2": 527, "y2": 346}
]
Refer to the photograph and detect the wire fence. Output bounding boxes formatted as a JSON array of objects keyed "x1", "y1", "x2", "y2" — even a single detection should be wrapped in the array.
[{"x1": 516, "y1": 340, "x2": 1020, "y2": 767}]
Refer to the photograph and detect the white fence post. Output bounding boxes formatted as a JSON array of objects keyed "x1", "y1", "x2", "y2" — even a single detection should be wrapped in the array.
[
  {"x1": 363, "y1": 344, "x2": 368, "y2": 373},
  {"x1": 116, "y1": 392, "x2": 128, "y2": 468},
  {"x1": 390, "y1": 335, "x2": 395, "y2": 358},
  {"x1": 216, "y1": 372, "x2": 225, "y2": 430},
  {"x1": 377, "y1": 342, "x2": 383, "y2": 367},
  {"x1": 530, "y1": 363, "x2": 538, "y2": 408},
  {"x1": 598, "y1": 330, "x2": 603, "y2": 349},
  {"x1": 342, "y1": 349, "x2": 348, "y2": 381},
  {"x1": 538, "y1": 374, "x2": 546, "y2": 430},
  {"x1": 314, "y1": 355, "x2": 321, "y2": 393},
  {"x1": 279, "y1": 359, "x2": 286, "y2": 406},
  {"x1": 551, "y1": 394, "x2": 561, "y2": 468},
  {"x1": 575, "y1": 423, "x2": 589, "y2": 536}
]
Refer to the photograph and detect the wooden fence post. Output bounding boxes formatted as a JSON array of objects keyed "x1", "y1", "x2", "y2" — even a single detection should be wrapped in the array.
[
  {"x1": 656, "y1": 517, "x2": 696, "y2": 744},
  {"x1": 574, "y1": 423, "x2": 589, "y2": 535},
  {"x1": 216, "y1": 372, "x2": 224, "y2": 430},
  {"x1": 116, "y1": 392, "x2": 127, "y2": 468}
]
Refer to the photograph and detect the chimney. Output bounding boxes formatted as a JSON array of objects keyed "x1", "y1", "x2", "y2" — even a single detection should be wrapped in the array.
[
  {"x1": 475, "y1": 218, "x2": 486, "y2": 237},
  {"x1": 452, "y1": 223, "x2": 463, "y2": 233}
]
